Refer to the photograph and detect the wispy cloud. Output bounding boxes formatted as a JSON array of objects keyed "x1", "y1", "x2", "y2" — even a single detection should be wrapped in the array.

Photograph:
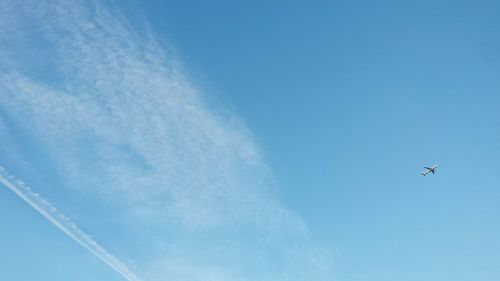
[
  {"x1": 0, "y1": 0, "x2": 304, "y2": 235},
  {"x1": 0, "y1": 166, "x2": 143, "y2": 281},
  {"x1": 0, "y1": 0, "x2": 333, "y2": 280}
]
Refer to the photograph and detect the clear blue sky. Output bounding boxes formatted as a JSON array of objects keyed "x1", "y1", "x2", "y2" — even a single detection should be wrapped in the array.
[{"x1": 1, "y1": 0, "x2": 500, "y2": 280}]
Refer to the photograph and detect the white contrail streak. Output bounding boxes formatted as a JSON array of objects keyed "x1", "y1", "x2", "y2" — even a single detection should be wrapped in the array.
[{"x1": 0, "y1": 166, "x2": 144, "y2": 281}]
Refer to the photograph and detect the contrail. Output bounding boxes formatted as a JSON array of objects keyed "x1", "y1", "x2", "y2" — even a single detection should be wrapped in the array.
[{"x1": 0, "y1": 166, "x2": 144, "y2": 281}]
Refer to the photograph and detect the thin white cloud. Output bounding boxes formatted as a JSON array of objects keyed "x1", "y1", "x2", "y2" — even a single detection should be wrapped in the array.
[
  {"x1": 0, "y1": 1, "x2": 334, "y2": 280},
  {"x1": 0, "y1": 0, "x2": 305, "y2": 234},
  {"x1": 0, "y1": 166, "x2": 143, "y2": 281}
]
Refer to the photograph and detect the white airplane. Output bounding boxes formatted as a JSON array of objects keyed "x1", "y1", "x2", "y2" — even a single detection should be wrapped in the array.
[{"x1": 421, "y1": 164, "x2": 438, "y2": 176}]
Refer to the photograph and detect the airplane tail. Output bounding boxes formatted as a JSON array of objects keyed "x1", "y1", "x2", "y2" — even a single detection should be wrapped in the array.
[{"x1": 420, "y1": 172, "x2": 426, "y2": 176}]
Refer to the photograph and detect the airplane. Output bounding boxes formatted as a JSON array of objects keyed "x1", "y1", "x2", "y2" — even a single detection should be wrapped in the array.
[{"x1": 421, "y1": 164, "x2": 438, "y2": 176}]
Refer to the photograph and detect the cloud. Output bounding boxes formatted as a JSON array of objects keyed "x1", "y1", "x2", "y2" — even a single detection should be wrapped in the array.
[
  {"x1": 0, "y1": 167, "x2": 143, "y2": 281},
  {"x1": 0, "y1": 0, "x2": 333, "y2": 280},
  {"x1": 0, "y1": 0, "x2": 304, "y2": 235}
]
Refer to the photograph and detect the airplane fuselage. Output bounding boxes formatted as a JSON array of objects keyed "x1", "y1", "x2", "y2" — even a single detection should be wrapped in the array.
[{"x1": 421, "y1": 164, "x2": 438, "y2": 176}]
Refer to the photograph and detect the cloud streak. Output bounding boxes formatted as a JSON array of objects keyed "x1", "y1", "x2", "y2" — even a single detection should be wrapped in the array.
[
  {"x1": 0, "y1": 1, "x2": 334, "y2": 280},
  {"x1": 0, "y1": 166, "x2": 143, "y2": 281},
  {"x1": 0, "y1": 0, "x2": 305, "y2": 236}
]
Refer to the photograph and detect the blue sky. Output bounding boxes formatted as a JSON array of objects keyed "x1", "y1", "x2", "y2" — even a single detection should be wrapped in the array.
[{"x1": 1, "y1": 0, "x2": 500, "y2": 280}]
